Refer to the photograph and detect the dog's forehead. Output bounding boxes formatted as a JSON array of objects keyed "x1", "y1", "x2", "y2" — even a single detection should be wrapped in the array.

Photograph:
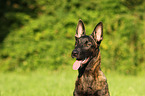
[{"x1": 79, "y1": 36, "x2": 92, "y2": 42}]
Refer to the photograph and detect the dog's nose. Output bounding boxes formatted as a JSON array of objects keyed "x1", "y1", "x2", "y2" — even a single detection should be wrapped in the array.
[{"x1": 72, "y1": 50, "x2": 78, "y2": 58}]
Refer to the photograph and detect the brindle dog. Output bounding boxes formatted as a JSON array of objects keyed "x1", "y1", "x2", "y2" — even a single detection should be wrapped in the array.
[{"x1": 72, "y1": 19, "x2": 110, "y2": 96}]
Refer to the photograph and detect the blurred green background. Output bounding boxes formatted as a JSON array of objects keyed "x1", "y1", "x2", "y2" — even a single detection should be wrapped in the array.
[
  {"x1": 0, "y1": 0, "x2": 145, "y2": 95},
  {"x1": 0, "y1": 0, "x2": 145, "y2": 74}
]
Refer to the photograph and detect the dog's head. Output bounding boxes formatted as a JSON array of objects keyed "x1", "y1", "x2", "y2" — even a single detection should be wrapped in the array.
[{"x1": 72, "y1": 19, "x2": 103, "y2": 70}]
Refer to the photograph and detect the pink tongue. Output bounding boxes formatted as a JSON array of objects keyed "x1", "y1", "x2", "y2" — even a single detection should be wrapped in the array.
[{"x1": 73, "y1": 60, "x2": 82, "y2": 70}]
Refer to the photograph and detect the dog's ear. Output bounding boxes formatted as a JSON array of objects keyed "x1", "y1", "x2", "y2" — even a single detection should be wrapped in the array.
[
  {"x1": 91, "y1": 22, "x2": 103, "y2": 44},
  {"x1": 75, "y1": 19, "x2": 85, "y2": 38}
]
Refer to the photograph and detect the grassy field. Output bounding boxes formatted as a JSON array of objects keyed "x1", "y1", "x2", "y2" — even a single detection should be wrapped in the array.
[{"x1": 0, "y1": 66, "x2": 145, "y2": 96}]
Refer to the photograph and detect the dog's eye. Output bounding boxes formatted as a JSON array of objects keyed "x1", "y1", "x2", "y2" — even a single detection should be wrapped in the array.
[
  {"x1": 87, "y1": 42, "x2": 92, "y2": 47},
  {"x1": 84, "y1": 41, "x2": 91, "y2": 47},
  {"x1": 83, "y1": 41, "x2": 88, "y2": 46}
]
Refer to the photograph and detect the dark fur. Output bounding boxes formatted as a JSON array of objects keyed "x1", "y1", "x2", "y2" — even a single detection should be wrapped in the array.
[{"x1": 72, "y1": 20, "x2": 110, "y2": 96}]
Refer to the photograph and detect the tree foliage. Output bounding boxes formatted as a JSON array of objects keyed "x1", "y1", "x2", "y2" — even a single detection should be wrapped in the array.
[{"x1": 0, "y1": 0, "x2": 145, "y2": 74}]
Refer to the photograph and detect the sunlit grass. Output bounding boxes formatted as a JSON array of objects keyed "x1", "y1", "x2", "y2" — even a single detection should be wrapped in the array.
[
  {"x1": 107, "y1": 72, "x2": 145, "y2": 96},
  {"x1": 0, "y1": 66, "x2": 145, "y2": 96}
]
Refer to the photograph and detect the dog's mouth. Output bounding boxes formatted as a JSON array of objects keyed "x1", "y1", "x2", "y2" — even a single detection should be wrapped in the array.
[{"x1": 73, "y1": 57, "x2": 90, "y2": 70}]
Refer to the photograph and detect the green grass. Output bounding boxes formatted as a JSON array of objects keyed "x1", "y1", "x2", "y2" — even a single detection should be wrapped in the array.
[{"x1": 0, "y1": 66, "x2": 145, "y2": 96}]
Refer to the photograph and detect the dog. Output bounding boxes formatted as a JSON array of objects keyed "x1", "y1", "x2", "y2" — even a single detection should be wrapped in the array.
[{"x1": 71, "y1": 19, "x2": 110, "y2": 96}]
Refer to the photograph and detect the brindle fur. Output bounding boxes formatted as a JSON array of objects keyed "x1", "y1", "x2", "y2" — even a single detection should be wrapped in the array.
[{"x1": 72, "y1": 19, "x2": 110, "y2": 96}]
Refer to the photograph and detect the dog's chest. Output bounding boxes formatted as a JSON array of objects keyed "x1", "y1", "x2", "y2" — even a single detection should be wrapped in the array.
[{"x1": 75, "y1": 71, "x2": 107, "y2": 95}]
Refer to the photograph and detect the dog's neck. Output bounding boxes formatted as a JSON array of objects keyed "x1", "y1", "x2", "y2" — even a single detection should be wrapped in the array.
[
  {"x1": 86, "y1": 49, "x2": 101, "y2": 72},
  {"x1": 78, "y1": 49, "x2": 101, "y2": 78}
]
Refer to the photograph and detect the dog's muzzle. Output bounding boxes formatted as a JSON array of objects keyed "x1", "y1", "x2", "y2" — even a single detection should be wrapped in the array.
[{"x1": 72, "y1": 49, "x2": 79, "y2": 58}]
